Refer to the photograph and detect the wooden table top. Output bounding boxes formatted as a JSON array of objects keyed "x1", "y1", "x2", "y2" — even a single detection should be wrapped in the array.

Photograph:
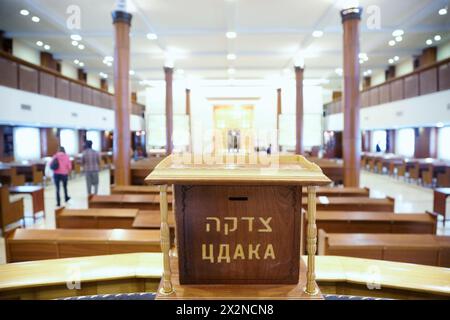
[
  {"x1": 9, "y1": 186, "x2": 44, "y2": 193},
  {"x1": 0, "y1": 253, "x2": 449, "y2": 296},
  {"x1": 313, "y1": 196, "x2": 393, "y2": 205},
  {"x1": 146, "y1": 154, "x2": 332, "y2": 186},
  {"x1": 9, "y1": 228, "x2": 160, "y2": 243},
  {"x1": 325, "y1": 233, "x2": 449, "y2": 248},
  {"x1": 111, "y1": 185, "x2": 173, "y2": 193},
  {"x1": 435, "y1": 188, "x2": 450, "y2": 196},
  {"x1": 58, "y1": 208, "x2": 139, "y2": 218},
  {"x1": 89, "y1": 194, "x2": 158, "y2": 203},
  {"x1": 316, "y1": 211, "x2": 435, "y2": 222},
  {"x1": 132, "y1": 210, "x2": 175, "y2": 228}
]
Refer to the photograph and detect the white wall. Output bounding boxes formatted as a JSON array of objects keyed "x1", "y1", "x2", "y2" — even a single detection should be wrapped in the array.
[
  {"x1": 0, "y1": 85, "x2": 144, "y2": 131},
  {"x1": 438, "y1": 40, "x2": 450, "y2": 61},
  {"x1": 324, "y1": 89, "x2": 450, "y2": 131},
  {"x1": 60, "y1": 62, "x2": 78, "y2": 80},
  {"x1": 87, "y1": 73, "x2": 101, "y2": 88},
  {"x1": 12, "y1": 40, "x2": 40, "y2": 65},
  {"x1": 371, "y1": 71, "x2": 385, "y2": 86},
  {"x1": 396, "y1": 58, "x2": 414, "y2": 77}
]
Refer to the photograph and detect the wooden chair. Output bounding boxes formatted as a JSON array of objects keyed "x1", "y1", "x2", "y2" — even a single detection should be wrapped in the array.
[
  {"x1": 0, "y1": 167, "x2": 26, "y2": 186},
  {"x1": 0, "y1": 185, "x2": 24, "y2": 235},
  {"x1": 437, "y1": 167, "x2": 450, "y2": 187},
  {"x1": 421, "y1": 164, "x2": 434, "y2": 187}
]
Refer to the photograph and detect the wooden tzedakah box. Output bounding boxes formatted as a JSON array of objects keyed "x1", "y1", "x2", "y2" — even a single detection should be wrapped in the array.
[{"x1": 145, "y1": 154, "x2": 331, "y2": 298}]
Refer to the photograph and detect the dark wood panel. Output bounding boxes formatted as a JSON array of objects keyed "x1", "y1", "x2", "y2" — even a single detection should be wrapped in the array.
[
  {"x1": 419, "y1": 67, "x2": 438, "y2": 95},
  {"x1": 18, "y1": 65, "x2": 38, "y2": 93},
  {"x1": 390, "y1": 79, "x2": 404, "y2": 101},
  {"x1": 404, "y1": 74, "x2": 419, "y2": 99},
  {"x1": 0, "y1": 56, "x2": 18, "y2": 88},
  {"x1": 361, "y1": 91, "x2": 369, "y2": 108},
  {"x1": 438, "y1": 63, "x2": 450, "y2": 91},
  {"x1": 39, "y1": 71, "x2": 55, "y2": 97},
  {"x1": 379, "y1": 83, "x2": 390, "y2": 104},
  {"x1": 369, "y1": 87, "x2": 379, "y2": 106},
  {"x1": 92, "y1": 90, "x2": 101, "y2": 107},
  {"x1": 56, "y1": 78, "x2": 70, "y2": 100},
  {"x1": 69, "y1": 82, "x2": 82, "y2": 103},
  {"x1": 82, "y1": 86, "x2": 93, "y2": 105}
]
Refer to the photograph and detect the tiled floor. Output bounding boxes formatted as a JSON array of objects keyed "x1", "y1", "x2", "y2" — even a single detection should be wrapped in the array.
[{"x1": 0, "y1": 169, "x2": 449, "y2": 265}]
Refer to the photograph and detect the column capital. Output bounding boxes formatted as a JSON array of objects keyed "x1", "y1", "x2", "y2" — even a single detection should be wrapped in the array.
[
  {"x1": 294, "y1": 66, "x2": 304, "y2": 72},
  {"x1": 164, "y1": 66, "x2": 174, "y2": 74},
  {"x1": 340, "y1": 7, "x2": 363, "y2": 23},
  {"x1": 112, "y1": 10, "x2": 133, "y2": 25}
]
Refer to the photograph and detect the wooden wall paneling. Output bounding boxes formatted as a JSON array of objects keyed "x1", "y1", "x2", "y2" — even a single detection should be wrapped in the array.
[
  {"x1": 390, "y1": 78, "x2": 404, "y2": 101},
  {"x1": 82, "y1": 87, "x2": 93, "y2": 105},
  {"x1": 18, "y1": 65, "x2": 38, "y2": 93},
  {"x1": 361, "y1": 91, "x2": 369, "y2": 108},
  {"x1": 40, "y1": 128, "x2": 59, "y2": 157},
  {"x1": 419, "y1": 67, "x2": 438, "y2": 95},
  {"x1": 419, "y1": 47, "x2": 437, "y2": 68},
  {"x1": 0, "y1": 56, "x2": 18, "y2": 88},
  {"x1": 92, "y1": 90, "x2": 101, "y2": 107},
  {"x1": 404, "y1": 74, "x2": 419, "y2": 99},
  {"x1": 69, "y1": 82, "x2": 83, "y2": 103},
  {"x1": 379, "y1": 83, "x2": 390, "y2": 104},
  {"x1": 369, "y1": 87, "x2": 379, "y2": 106},
  {"x1": 386, "y1": 129, "x2": 396, "y2": 154},
  {"x1": 414, "y1": 127, "x2": 437, "y2": 159},
  {"x1": 39, "y1": 71, "x2": 56, "y2": 97},
  {"x1": 56, "y1": 78, "x2": 70, "y2": 100},
  {"x1": 438, "y1": 63, "x2": 450, "y2": 91}
]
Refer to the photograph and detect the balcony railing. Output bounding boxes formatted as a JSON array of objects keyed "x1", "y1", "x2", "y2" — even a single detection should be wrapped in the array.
[
  {"x1": 0, "y1": 51, "x2": 145, "y2": 117},
  {"x1": 324, "y1": 57, "x2": 450, "y2": 116}
]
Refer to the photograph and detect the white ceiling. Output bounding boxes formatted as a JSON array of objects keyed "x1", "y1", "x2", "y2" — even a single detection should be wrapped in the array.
[{"x1": 0, "y1": 0, "x2": 449, "y2": 91}]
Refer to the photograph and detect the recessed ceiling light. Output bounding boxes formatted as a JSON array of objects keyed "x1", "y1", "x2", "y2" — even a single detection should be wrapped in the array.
[
  {"x1": 312, "y1": 30, "x2": 323, "y2": 38},
  {"x1": 74, "y1": 59, "x2": 80, "y2": 64},
  {"x1": 44, "y1": 44, "x2": 50, "y2": 50},
  {"x1": 78, "y1": 62, "x2": 84, "y2": 67},
  {"x1": 103, "y1": 56, "x2": 113, "y2": 62},
  {"x1": 129, "y1": 70, "x2": 135, "y2": 75},
  {"x1": 367, "y1": 69, "x2": 372, "y2": 75},
  {"x1": 70, "y1": 34, "x2": 82, "y2": 41},
  {"x1": 227, "y1": 68, "x2": 236, "y2": 75},
  {"x1": 434, "y1": 35, "x2": 442, "y2": 41},
  {"x1": 436, "y1": 122, "x2": 444, "y2": 128},
  {"x1": 389, "y1": 40, "x2": 396, "y2": 46},
  {"x1": 20, "y1": 9, "x2": 30, "y2": 16},
  {"x1": 71, "y1": 40, "x2": 78, "y2": 46},
  {"x1": 31, "y1": 16, "x2": 40, "y2": 23},
  {"x1": 78, "y1": 44, "x2": 85, "y2": 50},
  {"x1": 392, "y1": 29, "x2": 404, "y2": 37},
  {"x1": 335, "y1": 68, "x2": 343, "y2": 75},
  {"x1": 438, "y1": 8, "x2": 447, "y2": 15},
  {"x1": 388, "y1": 58, "x2": 394, "y2": 64},
  {"x1": 426, "y1": 39, "x2": 433, "y2": 45},
  {"x1": 395, "y1": 36, "x2": 403, "y2": 42},
  {"x1": 146, "y1": 33, "x2": 158, "y2": 40},
  {"x1": 227, "y1": 53, "x2": 236, "y2": 60},
  {"x1": 36, "y1": 41, "x2": 43, "y2": 47},
  {"x1": 226, "y1": 31, "x2": 237, "y2": 39},
  {"x1": 394, "y1": 56, "x2": 399, "y2": 61}
]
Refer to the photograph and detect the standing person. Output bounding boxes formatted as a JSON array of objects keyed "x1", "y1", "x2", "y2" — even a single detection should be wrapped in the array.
[
  {"x1": 82, "y1": 140, "x2": 101, "y2": 195},
  {"x1": 51, "y1": 146, "x2": 72, "y2": 207}
]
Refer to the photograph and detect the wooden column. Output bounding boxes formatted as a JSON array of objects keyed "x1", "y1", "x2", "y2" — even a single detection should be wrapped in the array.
[
  {"x1": 341, "y1": 7, "x2": 362, "y2": 187},
  {"x1": 277, "y1": 88, "x2": 282, "y2": 149},
  {"x1": 186, "y1": 88, "x2": 192, "y2": 153},
  {"x1": 112, "y1": 9, "x2": 132, "y2": 186},
  {"x1": 165, "y1": 67, "x2": 174, "y2": 155},
  {"x1": 295, "y1": 67, "x2": 304, "y2": 155},
  {"x1": 414, "y1": 127, "x2": 437, "y2": 158}
]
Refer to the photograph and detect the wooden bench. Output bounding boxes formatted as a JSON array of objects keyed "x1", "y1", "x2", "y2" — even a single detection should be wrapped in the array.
[
  {"x1": 132, "y1": 210, "x2": 175, "y2": 229},
  {"x1": 5, "y1": 228, "x2": 161, "y2": 263},
  {"x1": 11, "y1": 163, "x2": 44, "y2": 185},
  {"x1": 0, "y1": 185, "x2": 24, "y2": 234},
  {"x1": 88, "y1": 194, "x2": 173, "y2": 211},
  {"x1": 305, "y1": 187, "x2": 369, "y2": 197},
  {"x1": 311, "y1": 211, "x2": 438, "y2": 234},
  {"x1": 110, "y1": 157, "x2": 166, "y2": 185},
  {"x1": 318, "y1": 232, "x2": 450, "y2": 267},
  {"x1": 0, "y1": 166, "x2": 26, "y2": 187},
  {"x1": 303, "y1": 196, "x2": 395, "y2": 212},
  {"x1": 55, "y1": 207, "x2": 139, "y2": 229},
  {"x1": 110, "y1": 185, "x2": 173, "y2": 195}
]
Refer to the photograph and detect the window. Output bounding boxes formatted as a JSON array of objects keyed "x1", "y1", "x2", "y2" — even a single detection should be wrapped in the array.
[
  {"x1": 86, "y1": 130, "x2": 101, "y2": 151},
  {"x1": 438, "y1": 126, "x2": 450, "y2": 160},
  {"x1": 59, "y1": 129, "x2": 79, "y2": 155},
  {"x1": 371, "y1": 130, "x2": 387, "y2": 152},
  {"x1": 396, "y1": 128, "x2": 415, "y2": 157},
  {"x1": 13, "y1": 127, "x2": 41, "y2": 161}
]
